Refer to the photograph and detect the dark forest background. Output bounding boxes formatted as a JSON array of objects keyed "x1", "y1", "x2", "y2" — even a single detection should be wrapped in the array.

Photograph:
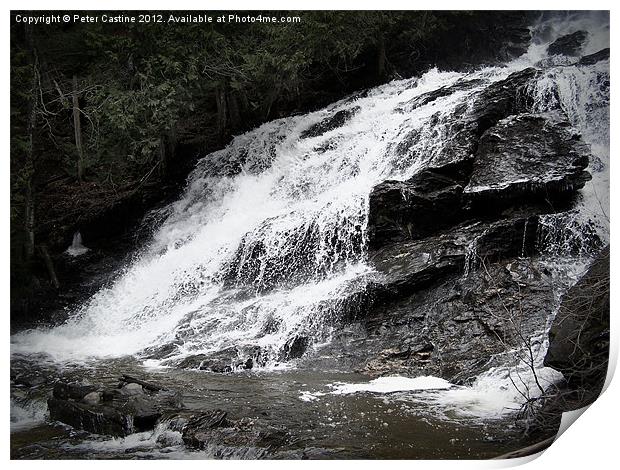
[{"x1": 10, "y1": 10, "x2": 533, "y2": 324}]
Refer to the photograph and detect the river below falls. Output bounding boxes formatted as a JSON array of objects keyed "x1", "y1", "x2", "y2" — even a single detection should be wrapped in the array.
[{"x1": 10, "y1": 357, "x2": 549, "y2": 459}]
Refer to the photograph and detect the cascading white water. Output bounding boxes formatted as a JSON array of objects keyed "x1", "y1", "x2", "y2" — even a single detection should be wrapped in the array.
[
  {"x1": 12, "y1": 9, "x2": 609, "y2": 408},
  {"x1": 65, "y1": 231, "x2": 90, "y2": 257}
]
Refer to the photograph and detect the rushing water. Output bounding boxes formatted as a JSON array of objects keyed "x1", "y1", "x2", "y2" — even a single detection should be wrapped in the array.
[{"x1": 11, "y1": 12, "x2": 610, "y2": 458}]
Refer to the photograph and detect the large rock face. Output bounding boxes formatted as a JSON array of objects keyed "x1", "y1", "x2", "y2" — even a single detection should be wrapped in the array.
[
  {"x1": 545, "y1": 246, "x2": 609, "y2": 391},
  {"x1": 340, "y1": 65, "x2": 600, "y2": 384}
]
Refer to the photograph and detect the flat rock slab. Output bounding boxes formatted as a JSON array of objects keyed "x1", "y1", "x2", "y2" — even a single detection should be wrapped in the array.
[{"x1": 464, "y1": 112, "x2": 590, "y2": 205}]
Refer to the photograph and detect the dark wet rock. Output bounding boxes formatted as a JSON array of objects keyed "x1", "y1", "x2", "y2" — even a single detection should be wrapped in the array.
[
  {"x1": 124, "y1": 396, "x2": 162, "y2": 432},
  {"x1": 47, "y1": 376, "x2": 181, "y2": 436},
  {"x1": 176, "y1": 347, "x2": 260, "y2": 373},
  {"x1": 156, "y1": 430, "x2": 184, "y2": 447},
  {"x1": 396, "y1": 78, "x2": 485, "y2": 113},
  {"x1": 368, "y1": 161, "x2": 471, "y2": 247},
  {"x1": 548, "y1": 31, "x2": 588, "y2": 57},
  {"x1": 13, "y1": 374, "x2": 47, "y2": 388},
  {"x1": 282, "y1": 336, "x2": 309, "y2": 360},
  {"x1": 177, "y1": 354, "x2": 228, "y2": 372},
  {"x1": 468, "y1": 68, "x2": 539, "y2": 136},
  {"x1": 577, "y1": 48, "x2": 610, "y2": 66},
  {"x1": 315, "y1": 257, "x2": 555, "y2": 383},
  {"x1": 102, "y1": 389, "x2": 122, "y2": 402},
  {"x1": 53, "y1": 382, "x2": 97, "y2": 401},
  {"x1": 48, "y1": 397, "x2": 132, "y2": 437},
  {"x1": 395, "y1": 69, "x2": 538, "y2": 174},
  {"x1": 545, "y1": 246, "x2": 609, "y2": 393},
  {"x1": 369, "y1": 216, "x2": 540, "y2": 300},
  {"x1": 300, "y1": 106, "x2": 360, "y2": 139},
  {"x1": 464, "y1": 112, "x2": 590, "y2": 209},
  {"x1": 182, "y1": 410, "x2": 289, "y2": 454}
]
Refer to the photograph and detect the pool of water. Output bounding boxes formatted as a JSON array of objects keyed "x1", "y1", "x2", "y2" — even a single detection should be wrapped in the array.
[{"x1": 10, "y1": 356, "x2": 551, "y2": 459}]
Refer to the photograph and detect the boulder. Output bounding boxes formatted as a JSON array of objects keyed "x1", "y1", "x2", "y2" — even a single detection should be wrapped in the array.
[
  {"x1": 122, "y1": 396, "x2": 162, "y2": 432},
  {"x1": 120, "y1": 383, "x2": 144, "y2": 396},
  {"x1": 81, "y1": 391, "x2": 101, "y2": 405},
  {"x1": 547, "y1": 31, "x2": 588, "y2": 57},
  {"x1": 48, "y1": 397, "x2": 131, "y2": 437},
  {"x1": 281, "y1": 336, "x2": 309, "y2": 360}
]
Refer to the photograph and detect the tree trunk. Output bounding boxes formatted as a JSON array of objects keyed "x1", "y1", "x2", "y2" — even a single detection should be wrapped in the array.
[
  {"x1": 227, "y1": 91, "x2": 241, "y2": 131},
  {"x1": 72, "y1": 75, "x2": 84, "y2": 182},
  {"x1": 377, "y1": 34, "x2": 387, "y2": 80},
  {"x1": 38, "y1": 245, "x2": 60, "y2": 289},
  {"x1": 24, "y1": 24, "x2": 37, "y2": 264},
  {"x1": 215, "y1": 84, "x2": 228, "y2": 138}
]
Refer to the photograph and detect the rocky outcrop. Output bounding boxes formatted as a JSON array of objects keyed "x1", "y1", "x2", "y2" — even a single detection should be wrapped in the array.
[
  {"x1": 545, "y1": 246, "x2": 609, "y2": 394},
  {"x1": 47, "y1": 376, "x2": 182, "y2": 437},
  {"x1": 351, "y1": 67, "x2": 596, "y2": 384},
  {"x1": 176, "y1": 347, "x2": 259, "y2": 373},
  {"x1": 369, "y1": 82, "x2": 590, "y2": 247},
  {"x1": 578, "y1": 48, "x2": 610, "y2": 66},
  {"x1": 547, "y1": 31, "x2": 588, "y2": 57},
  {"x1": 313, "y1": 257, "x2": 555, "y2": 383},
  {"x1": 300, "y1": 106, "x2": 360, "y2": 139},
  {"x1": 369, "y1": 216, "x2": 539, "y2": 299},
  {"x1": 368, "y1": 162, "x2": 470, "y2": 247},
  {"x1": 464, "y1": 112, "x2": 590, "y2": 209}
]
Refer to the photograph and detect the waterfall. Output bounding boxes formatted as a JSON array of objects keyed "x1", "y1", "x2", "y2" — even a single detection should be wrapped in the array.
[{"x1": 12, "y1": 11, "x2": 609, "y2": 388}]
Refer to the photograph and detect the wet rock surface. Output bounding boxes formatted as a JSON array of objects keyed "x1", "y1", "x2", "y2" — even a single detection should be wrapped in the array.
[
  {"x1": 577, "y1": 48, "x2": 610, "y2": 65},
  {"x1": 368, "y1": 162, "x2": 470, "y2": 247},
  {"x1": 176, "y1": 347, "x2": 262, "y2": 373},
  {"x1": 464, "y1": 111, "x2": 590, "y2": 207},
  {"x1": 547, "y1": 31, "x2": 588, "y2": 57},
  {"x1": 47, "y1": 375, "x2": 182, "y2": 437},
  {"x1": 545, "y1": 245, "x2": 609, "y2": 393},
  {"x1": 182, "y1": 410, "x2": 289, "y2": 457},
  {"x1": 347, "y1": 65, "x2": 599, "y2": 385},
  {"x1": 300, "y1": 106, "x2": 360, "y2": 139},
  {"x1": 368, "y1": 68, "x2": 591, "y2": 247}
]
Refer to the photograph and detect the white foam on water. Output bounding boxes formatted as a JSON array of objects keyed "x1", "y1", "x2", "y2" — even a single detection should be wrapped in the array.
[{"x1": 331, "y1": 376, "x2": 453, "y2": 394}]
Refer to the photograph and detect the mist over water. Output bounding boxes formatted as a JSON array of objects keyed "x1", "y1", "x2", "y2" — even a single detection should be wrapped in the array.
[{"x1": 11, "y1": 12, "x2": 610, "y2": 423}]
